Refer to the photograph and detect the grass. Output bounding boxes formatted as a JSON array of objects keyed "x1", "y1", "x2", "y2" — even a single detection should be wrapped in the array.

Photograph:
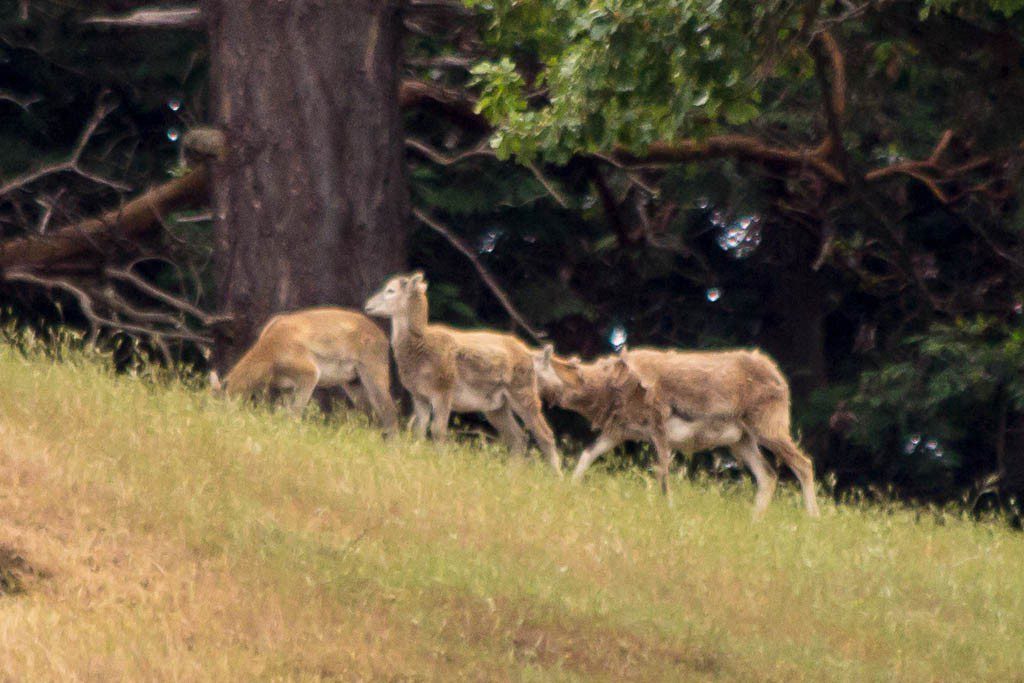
[{"x1": 1, "y1": 345, "x2": 1022, "y2": 681}]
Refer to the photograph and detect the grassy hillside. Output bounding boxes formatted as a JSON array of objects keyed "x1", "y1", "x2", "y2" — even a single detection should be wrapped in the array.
[{"x1": 1, "y1": 346, "x2": 1022, "y2": 681}]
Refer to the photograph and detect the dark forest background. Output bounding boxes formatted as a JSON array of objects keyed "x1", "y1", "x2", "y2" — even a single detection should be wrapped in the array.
[{"x1": 2, "y1": 0, "x2": 1023, "y2": 515}]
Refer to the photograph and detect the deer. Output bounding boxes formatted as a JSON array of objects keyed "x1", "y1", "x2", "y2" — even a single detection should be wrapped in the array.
[
  {"x1": 364, "y1": 271, "x2": 562, "y2": 474},
  {"x1": 209, "y1": 307, "x2": 398, "y2": 435},
  {"x1": 533, "y1": 345, "x2": 820, "y2": 518}
]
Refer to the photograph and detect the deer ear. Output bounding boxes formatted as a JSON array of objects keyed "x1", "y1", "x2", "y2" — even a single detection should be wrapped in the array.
[
  {"x1": 542, "y1": 343, "x2": 554, "y2": 363},
  {"x1": 409, "y1": 271, "x2": 427, "y2": 292},
  {"x1": 621, "y1": 357, "x2": 655, "y2": 392}
]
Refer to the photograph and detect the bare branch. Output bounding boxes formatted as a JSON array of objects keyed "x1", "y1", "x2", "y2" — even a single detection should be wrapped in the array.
[
  {"x1": 4, "y1": 269, "x2": 214, "y2": 346},
  {"x1": 0, "y1": 94, "x2": 130, "y2": 199},
  {"x1": 588, "y1": 152, "x2": 662, "y2": 195},
  {"x1": 0, "y1": 89, "x2": 41, "y2": 111},
  {"x1": 612, "y1": 137, "x2": 847, "y2": 184},
  {"x1": 105, "y1": 266, "x2": 230, "y2": 326},
  {"x1": 84, "y1": 6, "x2": 202, "y2": 30},
  {"x1": 809, "y1": 30, "x2": 847, "y2": 160},
  {"x1": 405, "y1": 137, "x2": 493, "y2": 166},
  {"x1": 34, "y1": 188, "x2": 65, "y2": 235},
  {"x1": 863, "y1": 129, "x2": 1015, "y2": 204},
  {"x1": 412, "y1": 208, "x2": 546, "y2": 344},
  {"x1": 525, "y1": 161, "x2": 570, "y2": 209},
  {"x1": 4, "y1": 270, "x2": 103, "y2": 343}
]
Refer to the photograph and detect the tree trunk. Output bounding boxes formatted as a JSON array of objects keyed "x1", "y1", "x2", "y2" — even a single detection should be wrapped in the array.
[{"x1": 204, "y1": 1, "x2": 409, "y2": 367}]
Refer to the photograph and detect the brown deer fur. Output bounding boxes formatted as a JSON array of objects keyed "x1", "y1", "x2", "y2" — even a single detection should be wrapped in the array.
[
  {"x1": 365, "y1": 272, "x2": 561, "y2": 473},
  {"x1": 210, "y1": 307, "x2": 398, "y2": 434},
  {"x1": 533, "y1": 346, "x2": 819, "y2": 517}
]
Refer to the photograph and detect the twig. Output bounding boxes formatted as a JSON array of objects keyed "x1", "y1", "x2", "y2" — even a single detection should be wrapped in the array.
[
  {"x1": 34, "y1": 189, "x2": 65, "y2": 235},
  {"x1": 412, "y1": 208, "x2": 546, "y2": 344}
]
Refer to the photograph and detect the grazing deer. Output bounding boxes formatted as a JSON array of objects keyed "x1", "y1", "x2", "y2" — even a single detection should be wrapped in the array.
[
  {"x1": 533, "y1": 345, "x2": 820, "y2": 517},
  {"x1": 364, "y1": 272, "x2": 562, "y2": 473},
  {"x1": 209, "y1": 307, "x2": 398, "y2": 434}
]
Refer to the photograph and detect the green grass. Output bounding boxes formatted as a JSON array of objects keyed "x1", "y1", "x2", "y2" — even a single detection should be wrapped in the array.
[{"x1": 1, "y1": 345, "x2": 1022, "y2": 681}]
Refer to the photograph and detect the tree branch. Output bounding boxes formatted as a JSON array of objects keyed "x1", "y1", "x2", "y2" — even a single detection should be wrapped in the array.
[
  {"x1": 405, "y1": 137, "x2": 492, "y2": 165},
  {"x1": 83, "y1": 6, "x2": 202, "y2": 30},
  {"x1": 399, "y1": 78, "x2": 488, "y2": 129},
  {"x1": 863, "y1": 129, "x2": 1013, "y2": 204},
  {"x1": 412, "y1": 207, "x2": 546, "y2": 344},
  {"x1": 0, "y1": 166, "x2": 210, "y2": 272},
  {"x1": 0, "y1": 95, "x2": 130, "y2": 198},
  {"x1": 611, "y1": 136, "x2": 847, "y2": 184},
  {"x1": 810, "y1": 30, "x2": 847, "y2": 159},
  {"x1": 104, "y1": 266, "x2": 230, "y2": 327}
]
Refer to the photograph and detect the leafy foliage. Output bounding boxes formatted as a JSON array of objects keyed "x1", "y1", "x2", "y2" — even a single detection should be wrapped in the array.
[{"x1": 468, "y1": 0, "x2": 809, "y2": 160}]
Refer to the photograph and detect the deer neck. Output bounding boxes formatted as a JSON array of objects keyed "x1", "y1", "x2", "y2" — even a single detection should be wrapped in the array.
[{"x1": 391, "y1": 291, "x2": 429, "y2": 349}]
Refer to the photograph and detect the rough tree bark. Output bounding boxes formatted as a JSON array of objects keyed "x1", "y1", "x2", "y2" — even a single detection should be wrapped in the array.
[{"x1": 204, "y1": 1, "x2": 409, "y2": 367}]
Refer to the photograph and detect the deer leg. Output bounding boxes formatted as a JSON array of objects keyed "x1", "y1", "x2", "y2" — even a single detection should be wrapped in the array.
[
  {"x1": 484, "y1": 404, "x2": 528, "y2": 455},
  {"x1": 340, "y1": 381, "x2": 372, "y2": 415},
  {"x1": 509, "y1": 392, "x2": 562, "y2": 475},
  {"x1": 428, "y1": 392, "x2": 453, "y2": 443},
  {"x1": 731, "y1": 434, "x2": 778, "y2": 519},
  {"x1": 409, "y1": 395, "x2": 431, "y2": 439},
  {"x1": 356, "y1": 364, "x2": 399, "y2": 437},
  {"x1": 286, "y1": 361, "x2": 320, "y2": 416},
  {"x1": 571, "y1": 433, "x2": 621, "y2": 482},
  {"x1": 651, "y1": 433, "x2": 676, "y2": 498},
  {"x1": 764, "y1": 435, "x2": 821, "y2": 518}
]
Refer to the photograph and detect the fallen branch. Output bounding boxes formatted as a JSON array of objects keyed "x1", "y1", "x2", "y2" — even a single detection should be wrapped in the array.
[
  {"x1": 412, "y1": 207, "x2": 546, "y2": 344},
  {"x1": 0, "y1": 165, "x2": 210, "y2": 272}
]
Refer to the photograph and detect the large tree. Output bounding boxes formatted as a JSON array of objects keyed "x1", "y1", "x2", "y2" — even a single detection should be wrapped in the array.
[{"x1": 204, "y1": 0, "x2": 410, "y2": 366}]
